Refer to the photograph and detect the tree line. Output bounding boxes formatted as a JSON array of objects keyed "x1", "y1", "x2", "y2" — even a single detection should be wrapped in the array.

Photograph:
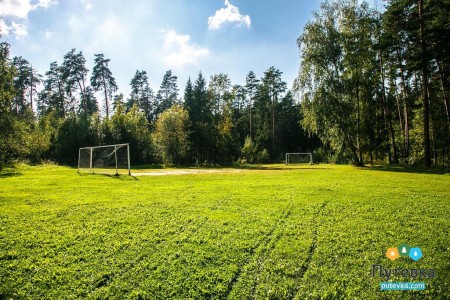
[
  {"x1": 1, "y1": 0, "x2": 448, "y2": 169},
  {"x1": 0, "y1": 42, "x2": 317, "y2": 168},
  {"x1": 295, "y1": 0, "x2": 449, "y2": 166}
]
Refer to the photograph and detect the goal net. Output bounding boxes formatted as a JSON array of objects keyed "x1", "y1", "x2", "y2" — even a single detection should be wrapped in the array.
[
  {"x1": 285, "y1": 153, "x2": 313, "y2": 165},
  {"x1": 78, "y1": 144, "x2": 131, "y2": 175}
]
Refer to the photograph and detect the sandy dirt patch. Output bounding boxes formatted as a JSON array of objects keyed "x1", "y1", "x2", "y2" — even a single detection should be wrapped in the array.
[{"x1": 132, "y1": 168, "x2": 244, "y2": 176}]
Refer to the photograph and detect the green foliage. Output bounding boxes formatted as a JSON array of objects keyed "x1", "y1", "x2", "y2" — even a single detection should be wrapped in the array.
[
  {"x1": 296, "y1": 0, "x2": 376, "y2": 166},
  {"x1": 185, "y1": 72, "x2": 215, "y2": 164},
  {"x1": 153, "y1": 104, "x2": 191, "y2": 165},
  {"x1": 241, "y1": 136, "x2": 257, "y2": 163},
  {"x1": 210, "y1": 73, "x2": 239, "y2": 164},
  {"x1": 36, "y1": 111, "x2": 62, "y2": 159},
  {"x1": 256, "y1": 148, "x2": 270, "y2": 163},
  {"x1": 0, "y1": 165, "x2": 448, "y2": 298},
  {"x1": 2, "y1": 37, "x2": 318, "y2": 167},
  {"x1": 54, "y1": 113, "x2": 93, "y2": 164},
  {"x1": 0, "y1": 42, "x2": 47, "y2": 167},
  {"x1": 79, "y1": 86, "x2": 98, "y2": 116},
  {"x1": 0, "y1": 41, "x2": 16, "y2": 169},
  {"x1": 103, "y1": 103, "x2": 153, "y2": 165}
]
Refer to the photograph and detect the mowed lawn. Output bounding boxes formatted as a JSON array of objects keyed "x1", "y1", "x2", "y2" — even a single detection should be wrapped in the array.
[{"x1": 0, "y1": 164, "x2": 449, "y2": 299}]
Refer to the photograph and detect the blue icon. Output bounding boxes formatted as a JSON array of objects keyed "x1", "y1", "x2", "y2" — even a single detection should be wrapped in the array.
[{"x1": 409, "y1": 247, "x2": 423, "y2": 261}]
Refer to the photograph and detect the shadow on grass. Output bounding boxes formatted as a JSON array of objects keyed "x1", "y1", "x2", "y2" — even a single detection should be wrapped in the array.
[
  {"x1": 360, "y1": 165, "x2": 449, "y2": 175},
  {"x1": 0, "y1": 172, "x2": 23, "y2": 178},
  {"x1": 78, "y1": 172, "x2": 138, "y2": 180}
]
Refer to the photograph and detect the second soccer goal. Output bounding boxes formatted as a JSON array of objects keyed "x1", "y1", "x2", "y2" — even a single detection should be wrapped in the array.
[{"x1": 285, "y1": 153, "x2": 313, "y2": 165}]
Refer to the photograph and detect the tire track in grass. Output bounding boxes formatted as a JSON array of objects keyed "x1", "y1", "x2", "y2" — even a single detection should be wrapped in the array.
[
  {"x1": 90, "y1": 215, "x2": 209, "y2": 295},
  {"x1": 224, "y1": 198, "x2": 293, "y2": 299},
  {"x1": 289, "y1": 199, "x2": 329, "y2": 300},
  {"x1": 249, "y1": 209, "x2": 291, "y2": 299}
]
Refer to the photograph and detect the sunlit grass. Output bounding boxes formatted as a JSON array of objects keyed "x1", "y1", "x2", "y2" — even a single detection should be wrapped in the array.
[{"x1": 0, "y1": 164, "x2": 449, "y2": 299}]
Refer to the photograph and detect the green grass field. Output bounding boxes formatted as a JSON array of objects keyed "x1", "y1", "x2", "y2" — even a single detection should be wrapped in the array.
[{"x1": 0, "y1": 164, "x2": 449, "y2": 299}]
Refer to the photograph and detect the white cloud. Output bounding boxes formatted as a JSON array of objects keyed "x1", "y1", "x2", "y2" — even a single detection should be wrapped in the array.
[
  {"x1": 44, "y1": 30, "x2": 53, "y2": 38},
  {"x1": 11, "y1": 22, "x2": 28, "y2": 36},
  {"x1": 0, "y1": 0, "x2": 57, "y2": 19},
  {"x1": 0, "y1": 19, "x2": 10, "y2": 35},
  {"x1": 35, "y1": 0, "x2": 58, "y2": 9},
  {"x1": 0, "y1": 0, "x2": 57, "y2": 37},
  {"x1": 162, "y1": 30, "x2": 209, "y2": 68},
  {"x1": 0, "y1": 0, "x2": 33, "y2": 19},
  {"x1": 0, "y1": 20, "x2": 28, "y2": 37},
  {"x1": 80, "y1": 0, "x2": 92, "y2": 11},
  {"x1": 208, "y1": 0, "x2": 251, "y2": 30}
]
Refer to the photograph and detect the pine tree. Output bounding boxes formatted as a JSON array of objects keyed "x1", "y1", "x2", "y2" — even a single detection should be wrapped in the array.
[
  {"x1": 262, "y1": 66, "x2": 286, "y2": 157},
  {"x1": 245, "y1": 71, "x2": 259, "y2": 139},
  {"x1": 12, "y1": 56, "x2": 42, "y2": 114},
  {"x1": 39, "y1": 62, "x2": 66, "y2": 117},
  {"x1": 61, "y1": 49, "x2": 88, "y2": 114},
  {"x1": 128, "y1": 70, "x2": 155, "y2": 123},
  {"x1": 91, "y1": 53, "x2": 118, "y2": 118},
  {"x1": 0, "y1": 41, "x2": 17, "y2": 169},
  {"x1": 155, "y1": 70, "x2": 178, "y2": 116}
]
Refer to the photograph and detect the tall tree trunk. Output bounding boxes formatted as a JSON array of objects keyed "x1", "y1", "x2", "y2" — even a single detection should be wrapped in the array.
[
  {"x1": 437, "y1": 60, "x2": 450, "y2": 128},
  {"x1": 78, "y1": 79, "x2": 86, "y2": 114},
  {"x1": 272, "y1": 95, "x2": 275, "y2": 157},
  {"x1": 387, "y1": 113, "x2": 398, "y2": 164},
  {"x1": 103, "y1": 79, "x2": 109, "y2": 118},
  {"x1": 30, "y1": 64, "x2": 33, "y2": 111},
  {"x1": 419, "y1": 0, "x2": 432, "y2": 167},
  {"x1": 379, "y1": 50, "x2": 398, "y2": 164},
  {"x1": 380, "y1": 93, "x2": 397, "y2": 164},
  {"x1": 356, "y1": 85, "x2": 364, "y2": 165},
  {"x1": 346, "y1": 134, "x2": 362, "y2": 166},
  {"x1": 58, "y1": 80, "x2": 65, "y2": 116},
  {"x1": 397, "y1": 50, "x2": 410, "y2": 163},
  {"x1": 403, "y1": 98, "x2": 409, "y2": 163},
  {"x1": 249, "y1": 96, "x2": 252, "y2": 139}
]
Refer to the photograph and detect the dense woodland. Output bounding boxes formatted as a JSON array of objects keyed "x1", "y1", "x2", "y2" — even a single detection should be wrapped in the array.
[{"x1": 1, "y1": 0, "x2": 449, "y2": 168}]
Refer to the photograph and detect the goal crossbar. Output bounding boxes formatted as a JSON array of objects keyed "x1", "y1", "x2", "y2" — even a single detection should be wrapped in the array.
[
  {"x1": 78, "y1": 143, "x2": 131, "y2": 175},
  {"x1": 79, "y1": 143, "x2": 129, "y2": 150},
  {"x1": 285, "y1": 152, "x2": 313, "y2": 165}
]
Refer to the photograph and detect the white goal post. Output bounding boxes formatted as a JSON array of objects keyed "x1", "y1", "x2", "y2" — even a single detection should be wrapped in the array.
[
  {"x1": 78, "y1": 143, "x2": 131, "y2": 175},
  {"x1": 285, "y1": 153, "x2": 313, "y2": 165}
]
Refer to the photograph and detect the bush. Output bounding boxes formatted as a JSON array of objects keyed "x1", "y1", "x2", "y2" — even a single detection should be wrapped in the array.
[
  {"x1": 256, "y1": 149, "x2": 270, "y2": 163},
  {"x1": 240, "y1": 136, "x2": 257, "y2": 163},
  {"x1": 153, "y1": 104, "x2": 191, "y2": 165},
  {"x1": 312, "y1": 148, "x2": 330, "y2": 164}
]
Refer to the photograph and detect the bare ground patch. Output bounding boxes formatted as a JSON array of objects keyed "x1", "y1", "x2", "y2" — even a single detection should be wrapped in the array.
[{"x1": 132, "y1": 168, "x2": 244, "y2": 176}]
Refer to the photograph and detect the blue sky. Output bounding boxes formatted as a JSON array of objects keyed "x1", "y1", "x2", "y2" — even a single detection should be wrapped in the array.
[{"x1": 1, "y1": 0, "x2": 328, "y2": 97}]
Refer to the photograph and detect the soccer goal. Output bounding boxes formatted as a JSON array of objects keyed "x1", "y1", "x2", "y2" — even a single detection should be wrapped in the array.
[
  {"x1": 285, "y1": 153, "x2": 313, "y2": 165},
  {"x1": 78, "y1": 144, "x2": 131, "y2": 175}
]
